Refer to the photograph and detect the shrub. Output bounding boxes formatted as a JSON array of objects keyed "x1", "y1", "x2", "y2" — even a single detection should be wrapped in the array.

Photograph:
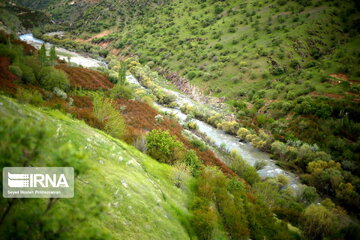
[
  {"x1": 192, "y1": 205, "x2": 217, "y2": 240},
  {"x1": 190, "y1": 138, "x2": 208, "y2": 151},
  {"x1": 16, "y1": 88, "x2": 43, "y2": 106},
  {"x1": 214, "y1": 43, "x2": 223, "y2": 50},
  {"x1": 290, "y1": 60, "x2": 300, "y2": 69},
  {"x1": 254, "y1": 160, "x2": 266, "y2": 170},
  {"x1": 39, "y1": 67, "x2": 70, "y2": 91},
  {"x1": 146, "y1": 129, "x2": 185, "y2": 164},
  {"x1": 93, "y1": 96, "x2": 126, "y2": 139},
  {"x1": 183, "y1": 150, "x2": 202, "y2": 177},
  {"x1": 187, "y1": 71, "x2": 197, "y2": 80},
  {"x1": 19, "y1": 64, "x2": 36, "y2": 84},
  {"x1": 172, "y1": 162, "x2": 191, "y2": 189},
  {"x1": 217, "y1": 120, "x2": 238, "y2": 134},
  {"x1": 110, "y1": 84, "x2": 133, "y2": 99},
  {"x1": 299, "y1": 186, "x2": 319, "y2": 205},
  {"x1": 301, "y1": 204, "x2": 342, "y2": 240},
  {"x1": 53, "y1": 87, "x2": 67, "y2": 100},
  {"x1": 230, "y1": 151, "x2": 260, "y2": 185},
  {"x1": 237, "y1": 128, "x2": 251, "y2": 141},
  {"x1": 133, "y1": 134, "x2": 147, "y2": 153},
  {"x1": 271, "y1": 67, "x2": 285, "y2": 75},
  {"x1": 184, "y1": 121, "x2": 198, "y2": 130},
  {"x1": 9, "y1": 64, "x2": 23, "y2": 78}
]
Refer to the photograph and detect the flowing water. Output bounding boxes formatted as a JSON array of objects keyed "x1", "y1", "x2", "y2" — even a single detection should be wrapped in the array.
[
  {"x1": 20, "y1": 34, "x2": 301, "y2": 192},
  {"x1": 19, "y1": 33, "x2": 106, "y2": 68}
]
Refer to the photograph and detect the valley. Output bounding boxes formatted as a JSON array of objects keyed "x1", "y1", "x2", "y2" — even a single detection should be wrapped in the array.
[{"x1": 0, "y1": 0, "x2": 359, "y2": 239}]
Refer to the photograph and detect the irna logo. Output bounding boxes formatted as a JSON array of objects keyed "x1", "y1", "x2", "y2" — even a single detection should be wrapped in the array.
[
  {"x1": 3, "y1": 167, "x2": 74, "y2": 198},
  {"x1": 8, "y1": 172, "x2": 69, "y2": 188}
]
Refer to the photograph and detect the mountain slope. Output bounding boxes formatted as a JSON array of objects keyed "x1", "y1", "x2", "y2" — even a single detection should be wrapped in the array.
[{"x1": 0, "y1": 95, "x2": 192, "y2": 239}]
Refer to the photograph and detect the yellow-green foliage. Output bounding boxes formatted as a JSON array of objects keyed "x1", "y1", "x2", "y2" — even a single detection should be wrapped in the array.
[
  {"x1": 237, "y1": 128, "x2": 250, "y2": 141},
  {"x1": 229, "y1": 150, "x2": 260, "y2": 185},
  {"x1": 93, "y1": 96, "x2": 126, "y2": 139},
  {"x1": 217, "y1": 120, "x2": 238, "y2": 134},
  {"x1": 207, "y1": 112, "x2": 222, "y2": 125},
  {"x1": 146, "y1": 129, "x2": 185, "y2": 164},
  {"x1": 301, "y1": 201, "x2": 349, "y2": 240},
  {"x1": 16, "y1": 88, "x2": 43, "y2": 106},
  {"x1": 39, "y1": 66, "x2": 70, "y2": 91}
]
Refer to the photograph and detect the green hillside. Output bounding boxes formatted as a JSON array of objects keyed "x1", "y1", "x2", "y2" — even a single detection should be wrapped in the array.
[
  {"x1": 0, "y1": 1, "x2": 50, "y2": 32},
  {"x1": 1, "y1": 0, "x2": 360, "y2": 239},
  {"x1": 34, "y1": 0, "x2": 360, "y2": 205},
  {"x1": 0, "y1": 95, "x2": 192, "y2": 239}
]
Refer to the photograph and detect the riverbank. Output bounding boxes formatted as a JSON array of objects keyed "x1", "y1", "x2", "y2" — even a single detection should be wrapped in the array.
[{"x1": 20, "y1": 33, "x2": 304, "y2": 193}]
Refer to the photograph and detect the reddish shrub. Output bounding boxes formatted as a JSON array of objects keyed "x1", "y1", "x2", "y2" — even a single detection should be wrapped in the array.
[
  {"x1": 0, "y1": 57, "x2": 20, "y2": 95},
  {"x1": 115, "y1": 99, "x2": 237, "y2": 177},
  {"x1": 56, "y1": 64, "x2": 113, "y2": 90}
]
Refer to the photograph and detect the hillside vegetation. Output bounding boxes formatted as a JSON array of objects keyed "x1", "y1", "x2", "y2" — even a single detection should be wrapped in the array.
[
  {"x1": 1, "y1": 0, "x2": 360, "y2": 239},
  {"x1": 28, "y1": 0, "x2": 360, "y2": 218},
  {"x1": 0, "y1": 31, "x2": 315, "y2": 240}
]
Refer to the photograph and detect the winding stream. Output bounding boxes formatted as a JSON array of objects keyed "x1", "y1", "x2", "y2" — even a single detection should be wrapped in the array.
[
  {"x1": 19, "y1": 33, "x2": 106, "y2": 68},
  {"x1": 20, "y1": 33, "x2": 301, "y2": 192}
]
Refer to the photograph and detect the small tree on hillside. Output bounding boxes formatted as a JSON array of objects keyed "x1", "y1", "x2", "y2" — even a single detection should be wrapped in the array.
[
  {"x1": 118, "y1": 61, "x2": 127, "y2": 85},
  {"x1": 49, "y1": 45, "x2": 57, "y2": 65},
  {"x1": 39, "y1": 44, "x2": 47, "y2": 66}
]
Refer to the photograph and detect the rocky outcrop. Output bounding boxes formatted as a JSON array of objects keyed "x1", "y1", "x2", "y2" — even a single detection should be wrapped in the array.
[{"x1": 156, "y1": 68, "x2": 226, "y2": 105}]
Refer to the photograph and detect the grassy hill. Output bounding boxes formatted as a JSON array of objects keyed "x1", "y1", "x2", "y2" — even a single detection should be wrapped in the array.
[
  {"x1": 0, "y1": 32, "x2": 310, "y2": 240},
  {"x1": 0, "y1": 1, "x2": 50, "y2": 32},
  {"x1": 35, "y1": 0, "x2": 360, "y2": 202},
  {"x1": 0, "y1": 95, "x2": 193, "y2": 239},
  {"x1": 38, "y1": 0, "x2": 360, "y2": 95},
  {"x1": 1, "y1": 1, "x2": 360, "y2": 238}
]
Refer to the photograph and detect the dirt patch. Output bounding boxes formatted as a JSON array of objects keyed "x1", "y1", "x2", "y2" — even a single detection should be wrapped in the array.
[
  {"x1": 310, "y1": 91, "x2": 344, "y2": 99},
  {"x1": 111, "y1": 49, "x2": 120, "y2": 55},
  {"x1": 87, "y1": 30, "x2": 114, "y2": 42},
  {"x1": 329, "y1": 73, "x2": 349, "y2": 81},
  {"x1": 349, "y1": 80, "x2": 360, "y2": 85}
]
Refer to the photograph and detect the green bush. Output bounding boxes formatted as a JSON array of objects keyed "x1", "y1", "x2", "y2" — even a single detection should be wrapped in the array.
[
  {"x1": 230, "y1": 151, "x2": 260, "y2": 185},
  {"x1": 0, "y1": 44, "x2": 23, "y2": 62},
  {"x1": 39, "y1": 67, "x2": 70, "y2": 91},
  {"x1": 271, "y1": 67, "x2": 285, "y2": 75},
  {"x1": 146, "y1": 129, "x2": 185, "y2": 164},
  {"x1": 187, "y1": 71, "x2": 197, "y2": 80},
  {"x1": 183, "y1": 150, "x2": 202, "y2": 177},
  {"x1": 19, "y1": 64, "x2": 36, "y2": 84},
  {"x1": 23, "y1": 56, "x2": 41, "y2": 79},
  {"x1": 214, "y1": 43, "x2": 223, "y2": 50},
  {"x1": 190, "y1": 138, "x2": 208, "y2": 151},
  {"x1": 9, "y1": 64, "x2": 23, "y2": 78},
  {"x1": 16, "y1": 88, "x2": 44, "y2": 106},
  {"x1": 93, "y1": 96, "x2": 126, "y2": 139},
  {"x1": 110, "y1": 84, "x2": 133, "y2": 99}
]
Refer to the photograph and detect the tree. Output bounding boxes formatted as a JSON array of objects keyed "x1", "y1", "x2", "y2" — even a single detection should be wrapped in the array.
[
  {"x1": 49, "y1": 45, "x2": 57, "y2": 65},
  {"x1": 118, "y1": 61, "x2": 127, "y2": 85},
  {"x1": 146, "y1": 129, "x2": 185, "y2": 164},
  {"x1": 39, "y1": 67, "x2": 69, "y2": 91},
  {"x1": 230, "y1": 151, "x2": 260, "y2": 185},
  {"x1": 93, "y1": 96, "x2": 126, "y2": 139},
  {"x1": 39, "y1": 44, "x2": 47, "y2": 66},
  {"x1": 301, "y1": 203, "x2": 341, "y2": 240},
  {"x1": 183, "y1": 150, "x2": 202, "y2": 177},
  {"x1": 109, "y1": 84, "x2": 133, "y2": 99}
]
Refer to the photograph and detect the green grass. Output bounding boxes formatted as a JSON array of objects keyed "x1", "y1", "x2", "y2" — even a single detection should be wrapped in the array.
[{"x1": 0, "y1": 95, "x2": 194, "y2": 239}]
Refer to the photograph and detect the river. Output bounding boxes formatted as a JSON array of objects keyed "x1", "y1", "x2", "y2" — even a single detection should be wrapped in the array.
[
  {"x1": 20, "y1": 33, "x2": 301, "y2": 192},
  {"x1": 19, "y1": 33, "x2": 105, "y2": 68}
]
